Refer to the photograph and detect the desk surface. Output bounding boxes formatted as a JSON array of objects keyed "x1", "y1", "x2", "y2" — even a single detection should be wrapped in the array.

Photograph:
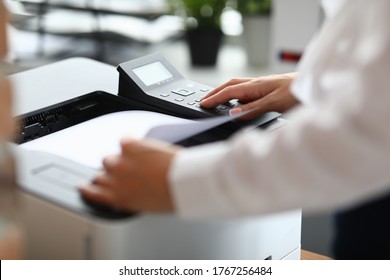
[{"x1": 301, "y1": 250, "x2": 332, "y2": 260}]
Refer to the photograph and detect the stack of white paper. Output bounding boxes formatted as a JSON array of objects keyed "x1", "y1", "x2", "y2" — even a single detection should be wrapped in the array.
[{"x1": 20, "y1": 110, "x2": 236, "y2": 169}]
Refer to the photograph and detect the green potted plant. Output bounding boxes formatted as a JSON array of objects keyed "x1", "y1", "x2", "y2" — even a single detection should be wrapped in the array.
[
  {"x1": 237, "y1": 0, "x2": 272, "y2": 67},
  {"x1": 168, "y1": 0, "x2": 227, "y2": 66},
  {"x1": 237, "y1": 0, "x2": 272, "y2": 16}
]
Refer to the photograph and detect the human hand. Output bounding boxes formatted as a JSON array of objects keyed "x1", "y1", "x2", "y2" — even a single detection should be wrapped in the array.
[
  {"x1": 80, "y1": 138, "x2": 181, "y2": 213},
  {"x1": 201, "y1": 73, "x2": 300, "y2": 120}
]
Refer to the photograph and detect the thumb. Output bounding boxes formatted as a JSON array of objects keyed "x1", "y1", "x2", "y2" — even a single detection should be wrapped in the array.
[{"x1": 229, "y1": 99, "x2": 272, "y2": 120}]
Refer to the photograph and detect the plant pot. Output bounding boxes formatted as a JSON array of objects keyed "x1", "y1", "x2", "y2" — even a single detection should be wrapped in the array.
[
  {"x1": 185, "y1": 29, "x2": 223, "y2": 67},
  {"x1": 242, "y1": 15, "x2": 271, "y2": 67}
]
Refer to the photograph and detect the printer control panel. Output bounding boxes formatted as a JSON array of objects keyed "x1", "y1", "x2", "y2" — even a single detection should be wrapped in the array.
[
  {"x1": 117, "y1": 53, "x2": 242, "y2": 119},
  {"x1": 151, "y1": 80, "x2": 241, "y2": 117}
]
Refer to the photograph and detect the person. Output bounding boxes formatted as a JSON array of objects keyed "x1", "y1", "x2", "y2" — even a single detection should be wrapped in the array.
[
  {"x1": 0, "y1": 0, "x2": 22, "y2": 259},
  {"x1": 81, "y1": 0, "x2": 390, "y2": 259}
]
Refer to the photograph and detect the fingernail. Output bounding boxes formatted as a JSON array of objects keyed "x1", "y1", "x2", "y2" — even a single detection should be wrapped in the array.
[
  {"x1": 104, "y1": 156, "x2": 119, "y2": 168},
  {"x1": 229, "y1": 108, "x2": 242, "y2": 116},
  {"x1": 79, "y1": 184, "x2": 94, "y2": 193}
]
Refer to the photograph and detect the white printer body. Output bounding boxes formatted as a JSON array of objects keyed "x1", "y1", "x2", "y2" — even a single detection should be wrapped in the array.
[{"x1": 11, "y1": 58, "x2": 301, "y2": 260}]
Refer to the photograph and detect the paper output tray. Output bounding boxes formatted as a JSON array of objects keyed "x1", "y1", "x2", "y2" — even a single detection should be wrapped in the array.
[{"x1": 15, "y1": 91, "x2": 265, "y2": 147}]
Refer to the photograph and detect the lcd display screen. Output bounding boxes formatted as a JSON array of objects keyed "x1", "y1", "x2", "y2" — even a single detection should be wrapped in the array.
[{"x1": 132, "y1": 61, "x2": 173, "y2": 86}]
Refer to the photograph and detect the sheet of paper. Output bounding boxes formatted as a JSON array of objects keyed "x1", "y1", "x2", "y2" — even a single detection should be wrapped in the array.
[{"x1": 20, "y1": 110, "x2": 237, "y2": 169}]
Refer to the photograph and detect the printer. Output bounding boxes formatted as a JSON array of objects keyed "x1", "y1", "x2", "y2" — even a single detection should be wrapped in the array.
[{"x1": 11, "y1": 56, "x2": 301, "y2": 260}]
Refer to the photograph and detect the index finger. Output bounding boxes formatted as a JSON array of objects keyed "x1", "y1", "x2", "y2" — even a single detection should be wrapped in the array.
[
  {"x1": 200, "y1": 80, "x2": 256, "y2": 108},
  {"x1": 201, "y1": 78, "x2": 253, "y2": 101}
]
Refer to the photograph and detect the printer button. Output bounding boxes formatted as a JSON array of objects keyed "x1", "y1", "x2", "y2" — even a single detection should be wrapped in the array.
[{"x1": 171, "y1": 88, "x2": 195, "y2": 97}]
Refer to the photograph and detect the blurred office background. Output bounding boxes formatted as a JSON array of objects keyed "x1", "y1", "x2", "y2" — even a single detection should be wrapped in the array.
[{"x1": 2, "y1": 0, "x2": 334, "y2": 257}]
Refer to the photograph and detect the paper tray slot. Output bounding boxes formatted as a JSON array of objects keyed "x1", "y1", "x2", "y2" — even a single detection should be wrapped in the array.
[
  {"x1": 15, "y1": 91, "x2": 157, "y2": 144},
  {"x1": 15, "y1": 91, "x2": 232, "y2": 147}
]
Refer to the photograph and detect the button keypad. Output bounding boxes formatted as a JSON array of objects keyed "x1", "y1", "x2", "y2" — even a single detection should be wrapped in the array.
[
  {"x1": 171, "y1": 88, "x2": 195, "y2": 97},
  {"x1": 159, "y1": 85, "x2": 237, "y2": 116}
]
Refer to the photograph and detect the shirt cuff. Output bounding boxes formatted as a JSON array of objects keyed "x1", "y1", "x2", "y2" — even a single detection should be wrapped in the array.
[{"x1": 169, "y1": 141, "x2": 239, "y2": 219}]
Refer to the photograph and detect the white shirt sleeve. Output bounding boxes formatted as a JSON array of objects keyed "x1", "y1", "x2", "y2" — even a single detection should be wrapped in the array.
[
  {"x1": 169, "y1": 0, "x2": 390, "y2": 219},
  {"x1": 321, "y1": 0, "x2": 347, "y2": 18}
]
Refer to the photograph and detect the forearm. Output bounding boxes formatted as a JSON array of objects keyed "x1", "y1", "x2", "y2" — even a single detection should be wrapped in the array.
[{"x1": 169, "y1": 103, "x2": 390, "y2": 218}]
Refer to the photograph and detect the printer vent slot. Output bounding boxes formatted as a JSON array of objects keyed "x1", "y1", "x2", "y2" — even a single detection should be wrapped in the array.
[
  {"x1": 15, "y1": 91, "x2": 137, "y2": 144},
  {"x1": 17, "y1": 106, "x2": 72, "y2": 144}
]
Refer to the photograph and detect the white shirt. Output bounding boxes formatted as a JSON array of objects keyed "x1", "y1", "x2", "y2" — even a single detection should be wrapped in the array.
[{"x1": 169, "y1": 0, "x2": 390, "y2": 219}]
